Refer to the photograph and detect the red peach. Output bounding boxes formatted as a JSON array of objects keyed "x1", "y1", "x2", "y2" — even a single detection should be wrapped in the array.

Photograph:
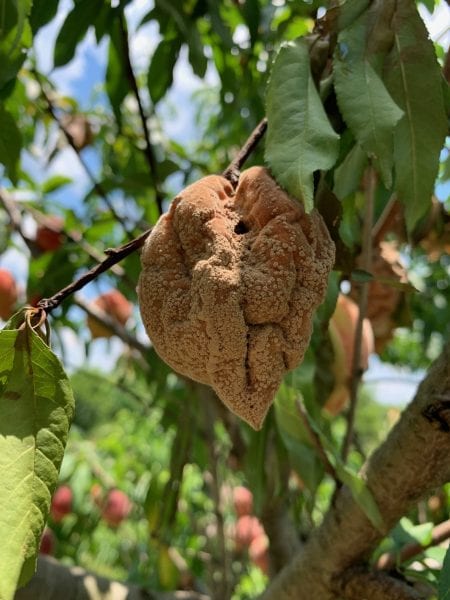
[
  {"x1": 101, "y1": 489, "x2": 132, "y2": 527},
  {"x1": 35, "y1": 216, "x2": 64, "y2": 252},
  {"x1": 233, "y1": 486, "x2": 253, "y2": 517},
  {"x1": 0, "y1": 268, "x2": 18, "y2": 320},
  {"x1": 249, "y1": 534, "x2": 269, "y2": 574},
  {"x1": 87, "y1": 290, "x2": 132, "y2": 339},
  {"x1": 39, "y1": 527, "x2": 55, "y2": 555},
  {"x1": 50, "y1": 485, "x2": 73, "y2": 522},
  {"x1": 234, "y1": 515, "x2": 265, "y2": 549}
]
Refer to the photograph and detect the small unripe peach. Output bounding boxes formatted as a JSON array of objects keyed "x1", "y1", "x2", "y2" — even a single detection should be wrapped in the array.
[
  {"x1": 101, "y1": 489, "x2": 132, "y2": 527},
  {"x1": 39, "y1": 527, "x2": 55, "y2": 555},
  {"x1": 234, "y1": 515, "x2": 265, "y2": 550},
  {"x1": 233, "y1": 486, "x2": 253, "y2": 517},
  {"x1": 87, "y1": 290, "x2": 132, "y2": 339},
  {"x1": 35, "y1": 216, "x2": 64, "y2": 252},
  {"x1": 0, "y1": 268, "x2": 18, "y2": 320},
  {"x1": 50, "y1": 485, "x2": 73, "y2": 522}
]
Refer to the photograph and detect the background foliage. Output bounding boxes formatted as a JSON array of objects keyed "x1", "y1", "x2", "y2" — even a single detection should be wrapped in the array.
[{"x1": 0, "y1": 0, "x2": 449, "y2": 598}]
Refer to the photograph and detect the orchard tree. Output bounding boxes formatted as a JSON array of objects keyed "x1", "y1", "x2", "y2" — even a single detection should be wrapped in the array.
[{"x1": 0, "y1": 1, "x2": 449, "y2": 599}]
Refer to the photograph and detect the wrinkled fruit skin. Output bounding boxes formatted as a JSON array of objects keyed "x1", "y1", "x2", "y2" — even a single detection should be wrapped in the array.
[
  {"x1": 50, "y1": 485, "x2": 73, "y2": 522},
  {"x1": 0, "y1": 268, "x2": 18, "y2": 320},
  {"x1": 35, "y1": 216, "x2": 64, "y2": 252},
  {"x1": 233, "y1": 486, "x2": 253, "y2": 517},
  {"x1": 101, "y1": 489, "x2": 132, "y2": 527},
  {"x1": 138, "y1": 167, "x2": 335, "y2": 429},
  {"x1": 324, "y1": 294, "x2": 374, "y2": 416},
  {"x1": 87, "y1": 290, "x2": 132, "y2": 339}
]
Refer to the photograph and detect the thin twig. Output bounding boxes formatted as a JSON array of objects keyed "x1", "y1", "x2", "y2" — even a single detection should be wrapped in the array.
[
  {"x1": 73, "y1": 295, "x2": 151, "y2": 356},
  {"x1": 32, "y1": 69, "x2": 135, "y2": 240},
  {"x1": 295, "y1": 398, "x2": 339, "y2": 483},
  {"x1": 341, "y1": 166, "x2": 376, "y2": 461},
  {"x1": 118, "y1": 13, "x2": 164, "y2": 215},
  {"x1": 0, "y1": 189, "x2": 38, "y2": 254},
  {"x1": 376, "y1": 518, "x2": 450, "y2": 570},
  {"x1": 37, "y1": 229, "x2": 151, "y2": 313},
  {"x1": 371, "y1": 193, "x2": 401, "y2": 245},
  {"x1": 23, "y1": 202, "x2": 137, "y2": 287},
  {"x1": 35, "y1": 119, "x2": 267, "y2": 315},
  {"x1": 222, "y1": 117, "x2": 268, "y2": 187}
]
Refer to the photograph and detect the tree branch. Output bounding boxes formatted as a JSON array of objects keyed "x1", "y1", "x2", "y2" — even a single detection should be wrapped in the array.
[
  {"x1": 32, "y1": 69, "x2": 135, "y2": 240},
  {"x1": 37, "y1": 229, "x2": 151, "y2": 313},
  {"x1": 73, "y1": 295, "x2": 151, "y2": 357},
  {"x1": 261, "y1": 341, "x2": 450, "y2": 600},
  {"x1": 376, "y1": 518, "x2": 450, "y2": 571},
  {"x1": 118, "y1": 13, "x2": 164, "y2": 215},
  {"x1": 15, "y1": 555, "x2": 210, "y2": 600},
  {"x1": 222, "y1": 118, "x2": 267, "y2": 187},
  {"x1": 338, "y1": 567, "x2": 424, "y2": 600},
  {"x1": 36, "y1": 118, "x2": 267, "y2": 315},
  {"x1": 341, "y1": 166, "x2": 376, "y2": 461}
]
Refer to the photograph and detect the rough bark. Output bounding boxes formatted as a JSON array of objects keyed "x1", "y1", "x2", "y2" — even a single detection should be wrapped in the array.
[
  {"x1": 338, "y1": 568, "x2": 425, "y2": 600},
  {"x1": 14, "y1": 556, "x2": 210, "y2": 600},
  {"x1": 261, "y1": 499, "x2": 302, "y2": 574},
  {"x1": 261, "y1": 342, "x2": 450, "y2": 599}
]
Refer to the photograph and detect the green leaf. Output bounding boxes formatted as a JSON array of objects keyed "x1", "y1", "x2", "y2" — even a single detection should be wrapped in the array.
[
  {"x1": 0, "y1": 0, "x2": 32, "y2": 91},
  {"x1": 186, "y1": 26, "x2": 207, "y2": 78},
  {"x1": 274, "y1": 386, "x2": 324, "y2": 492},
  {"x1": 333, "y1": 0, "x2": 371, "y2": 33},
  {"x1": 148, "y1": 38, "x2": 182, "y2": 104},
  {"x1": 0, "y1": 104, "x2": 22, "y2": 183},
  {"x1": 106, "y1": 17, "x2": 127, "y2": 125},
  {"x1": 29, "y1": 0, "x2": 60, "y2": 34},
  {"x1": 54, "y1": 0, "x2": 103, "y2": 68},
  {"x1": 438, "y1": 544, "x2": 450, "y2": 599},
  {"x1": 41, "y1": 175, "x2": 72, "y2": 194},
  {"x1": 351, "y1": 268, "x2": 374, "y2": 283},
  {"x1": 333, "y1": 143, "x2": 368, "y2": 200},
  {"x1": 383, "y1": 0, "x2": 447, "y2": 232},
  {"x1": 265, "y1": 39, "x2": 340, "y2": 212},
  {"x1": 334, "y1": 11, "x2": 403, "y2": 188},
  {"x1": 335, "y1": 463, "x2": 384, "y2": 531},
  {"x1": 0, "y1": 311, "x2": 74, "y2": 597}
]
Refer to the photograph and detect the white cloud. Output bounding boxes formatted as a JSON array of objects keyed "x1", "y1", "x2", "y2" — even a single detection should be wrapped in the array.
[{"x1": 128, "y1": 21, "x2": 160, "y2": 73}]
